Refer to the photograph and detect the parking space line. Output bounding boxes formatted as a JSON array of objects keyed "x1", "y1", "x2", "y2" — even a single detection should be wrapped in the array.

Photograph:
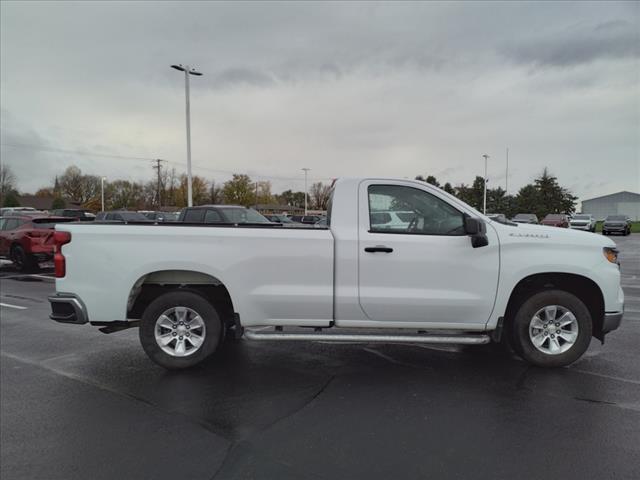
[{"x1": 0, "y1": 302, "x2": 27, "y2": 310}]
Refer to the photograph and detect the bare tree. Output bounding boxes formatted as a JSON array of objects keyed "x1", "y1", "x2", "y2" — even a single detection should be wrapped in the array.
[
  {"x1": 0, "y1": 163, "x2": 18, "y2": 203},
  {"x1": 309, "y1": 182, "x2": 332, "y2": 210}
]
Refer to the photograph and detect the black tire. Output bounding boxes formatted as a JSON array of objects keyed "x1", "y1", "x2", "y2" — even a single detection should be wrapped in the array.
[
  {"x1": 139, "y1": 290, "x2": 222, "y2": 369},
  {"x1": 509, "y1": 290, "x2": 592, "y2": 368},
  {"x1": 10, "y1": 245, "x2": 38, "y2": 272}
]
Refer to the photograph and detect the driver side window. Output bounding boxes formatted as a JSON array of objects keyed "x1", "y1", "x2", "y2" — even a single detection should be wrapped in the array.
[{"x1": 368, "y1": 185, "x2": 465, "y2": 235}]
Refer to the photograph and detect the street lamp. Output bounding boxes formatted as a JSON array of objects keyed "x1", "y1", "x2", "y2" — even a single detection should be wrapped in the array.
[
  {"x1": 171, "y1": 63, "x2": 203, "y2": 207},
  {"x1": 482, "y1": 154, "x2": 489, "y2": 214},
  {"x1": 302, "y1": 168, "x2": 310, "y2": 215},
  {"x1": 100, "y1": 177, "x2": 106, "y2": 212}
]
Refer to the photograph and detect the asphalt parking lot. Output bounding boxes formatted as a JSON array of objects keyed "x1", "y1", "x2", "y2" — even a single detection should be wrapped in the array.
[{"x1": 1, "y1": 234, "x2": 639, "y2": 480}]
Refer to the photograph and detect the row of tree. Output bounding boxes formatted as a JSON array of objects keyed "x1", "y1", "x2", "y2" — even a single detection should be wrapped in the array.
[
  {"x1": 1, "y1": 163, "x2": 576, "y2": 219},
  {"x1": 0, "y1": 164, "x2": 333, "y2": 211},
  {"x1": 415, "y1": 168, "x2": 577, "y2": 219}
]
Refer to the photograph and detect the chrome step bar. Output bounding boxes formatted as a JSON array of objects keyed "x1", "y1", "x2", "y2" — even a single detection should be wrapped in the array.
[{"x1": 244, "y1": 329, "x2": 491, "y2": 345}]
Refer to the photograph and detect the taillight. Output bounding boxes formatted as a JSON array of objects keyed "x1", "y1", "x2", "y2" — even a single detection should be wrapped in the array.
[{"x1": 53, "y1": 231, "x2": 72, "y2": 278}]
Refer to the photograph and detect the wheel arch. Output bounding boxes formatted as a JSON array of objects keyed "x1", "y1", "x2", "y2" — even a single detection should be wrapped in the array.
[
  {"x1": 127, "y1": 269, "x2": 236, "y2": 329},
  {"x1": 503, "y1": 272, "x2": 605, "y2": 341}
]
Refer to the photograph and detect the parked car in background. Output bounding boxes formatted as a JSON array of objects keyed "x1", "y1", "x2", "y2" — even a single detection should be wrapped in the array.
[
  {"x1": 602, "y1": 215, "x2": 631, "y2": 236},
  {"x1": 569, "y1": 214, "x2": 596, "y2": 232},
  {"x1": 51, "y1": 208, "x2": 96, "y2": 222},
  {"x1": 143, "y1": 211, "x2": 179, "y2": 222},
  {"x1": 487, "y1": 213, "x2": 508, "y2": 224},
  {"x1": 264, "y1": 214, "x2": 296, "y2": 224},
  {"x1": 541, "y1": 214, "x2": 570, "y2": 228},
  {"x1": 178, "y1": 205, "x2": 272, "y2": 224},
  {"x1": 289, "y1": 215, "x2": 324, "y2": 224},
  {"x1": 95, "y1": 211, "x2": 153, "y2": 223},
  {"x1": 0, "y1": 207, "x2": 40, "y2": 216},
  {"x1": 314, "y1": 217, "x2": 328, "y2": 228},
  {"x1": 511, "y1": 213, "x2": 539, "y2": 224},
  {"x1": 0, "y1": 215, "x2": 75, "y2": 271}
]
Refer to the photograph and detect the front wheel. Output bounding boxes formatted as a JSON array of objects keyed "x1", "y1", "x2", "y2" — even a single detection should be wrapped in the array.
[
  {"x1": 139, "y1": 290, "x2": 222, "y2": 369},
  {"x1": 509, "y1": 290, "x2": 592, "y2": 367}
]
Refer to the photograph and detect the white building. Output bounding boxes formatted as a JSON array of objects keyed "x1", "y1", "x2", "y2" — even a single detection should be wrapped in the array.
[{"x1": 581, "y1": 191, "x2": 640, "y2": 221}]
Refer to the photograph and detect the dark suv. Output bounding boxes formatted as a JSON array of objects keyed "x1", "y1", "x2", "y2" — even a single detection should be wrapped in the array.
[
  {"x1": 95, "y1": 211, "x2": 152, "y2": 223},
  {"x1": 178, "y1": 205, "x2": 271, "y2": 224},
  {"x1": 51, "y1": 209, "x2": 96, "y2": 221},
  {"x1": 603, "y1": 215, "x2": 631, "y2": 236}
]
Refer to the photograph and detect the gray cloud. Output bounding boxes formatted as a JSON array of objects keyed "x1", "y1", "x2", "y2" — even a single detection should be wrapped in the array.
[{"x1": 502, "y1": 19, "x2": 640, "y2": 68}]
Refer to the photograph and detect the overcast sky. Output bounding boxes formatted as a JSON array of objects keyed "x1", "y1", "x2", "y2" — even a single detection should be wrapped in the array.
[{"x1": 1, "y1": 1, "x2": 639, "y2": 201}]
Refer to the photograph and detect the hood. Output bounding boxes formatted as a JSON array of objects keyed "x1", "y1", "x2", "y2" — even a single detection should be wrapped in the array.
[{"x1": 492, "y1": 221, "x2": 616, "y2": 249}]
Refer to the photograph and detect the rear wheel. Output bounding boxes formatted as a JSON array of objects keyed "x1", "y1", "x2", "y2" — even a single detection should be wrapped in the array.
[
  {"x1": 10, "y1": 245, "x2": 38, "y2": 272},
  {"x1": 509, "y1": 290, "x2": 592, "y2": 367},
  {"x1": 139, "y1": 290, "x2": 222, "y2": 369}
]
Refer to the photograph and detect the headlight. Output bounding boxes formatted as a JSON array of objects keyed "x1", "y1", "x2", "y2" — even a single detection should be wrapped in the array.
[{"x1": 603, "y1": 247, "x2": 619, "y2": 265}]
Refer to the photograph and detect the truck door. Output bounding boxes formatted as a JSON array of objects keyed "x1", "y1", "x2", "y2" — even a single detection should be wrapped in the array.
[{"x1": 357, "y1": 181, "x2": 499, "y2": 328}]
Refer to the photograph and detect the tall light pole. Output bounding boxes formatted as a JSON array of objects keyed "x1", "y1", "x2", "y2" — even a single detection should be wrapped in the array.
[
  {"x1": 171, "y1": 64, "x2": 203, "y2": 207},
  {"x1": 101, "y1": 177, "x2": 106, "y2": 212},
  {"x1": 505, "y1": 148, "x2": 509, "y2": 194},
  {"x1": 482, "y1": 154, "x2": 489, "y2": 214},
  {"x1": 302, "y1": 168, "x2": 310, "y2": 215}
]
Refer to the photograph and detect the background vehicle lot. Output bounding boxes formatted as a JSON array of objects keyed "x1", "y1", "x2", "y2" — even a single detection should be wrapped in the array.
[{"x1": 1, "y1": 236, "x2": 639, "y2": 479}]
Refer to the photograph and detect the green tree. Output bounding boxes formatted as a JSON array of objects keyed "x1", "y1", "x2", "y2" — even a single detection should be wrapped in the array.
[
  {"x1": 415, "y1": 175, "x2": 440, "y2": 187},
  {"x1": 443, "y1": 182, "x2": 455, "y2": 195},
  {"x1": 51, "y1": 196, "x2": 66, "y2": 209},
  {"x1": 2, "y1": 190, "x2": 20, "y2": 207},
  {"x1": 223, "y1": 174, "x2": 254, "y2": 206}
]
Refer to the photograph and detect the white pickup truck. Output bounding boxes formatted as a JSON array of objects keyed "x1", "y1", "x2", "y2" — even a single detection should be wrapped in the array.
[{"x1": 49, "y1": 178, "x2": 624, "y2": 369}]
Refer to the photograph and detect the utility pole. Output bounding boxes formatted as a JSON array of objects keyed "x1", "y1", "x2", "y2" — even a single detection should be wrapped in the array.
[
  {"x1": 482, "y1": 154, "x2": 489, "y2": 214},
  {"x1": 171, "y1": 64, "x2": 203, "y2": 207},
  {"x1": 505, "y1": 148, "x2": 509, "y2": 194},
  {"x1": 302, "y1": 168, "x2": 310, "y2": 215},
  {"x1": 152, "y1": 159, "x2": 165, "y2": 208},
  {"x1": 255, "y1": 181, "x2": 259, "y2": 207}
]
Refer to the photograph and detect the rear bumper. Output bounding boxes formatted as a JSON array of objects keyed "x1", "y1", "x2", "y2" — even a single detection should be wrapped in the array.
[
  {"x1": 603, "y1": 311, "x2": 623, "y2": 334},
  {"x1": 48, "y1": 294, "x2": 88, "y2": 324}
]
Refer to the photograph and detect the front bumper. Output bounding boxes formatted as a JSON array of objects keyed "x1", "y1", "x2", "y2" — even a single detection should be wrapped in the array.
[
  {"x1": 570, "y1": 224, "x2": 591, "y2": 230},
  {"x1": 603, "y1": 225, "x2": 626, "y2": 232},
  {"x1": 602, "y1": 311, "x2": 623, "y2": 334},
  {"x1": 49, "y1": 294, "x2": 88, "y2": 324}
]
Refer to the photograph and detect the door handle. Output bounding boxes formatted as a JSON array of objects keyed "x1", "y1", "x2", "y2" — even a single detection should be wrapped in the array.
[{"x1": 364, "y1": 246, "x2": 393, "y2": 253}]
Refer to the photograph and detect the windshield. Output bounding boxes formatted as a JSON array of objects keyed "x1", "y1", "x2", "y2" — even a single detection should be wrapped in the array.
[
  {"x1": 220, "y1": 207, "x2": 270, "y2": 223},
  {"x1": 514, "y1": 214, "x2": 533, "y2": 219},
  {"x1": 572, "y1": 215, "x2": 590, "y2": 220},
  {"x1": 544, "y1": 214, "x2": 564, "y2": 220},
  {"x1": 606, "y1": 215, "x2": 626, "y2": 221}
]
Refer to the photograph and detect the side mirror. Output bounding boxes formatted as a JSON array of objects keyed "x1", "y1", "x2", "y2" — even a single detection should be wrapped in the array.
[
  {"x1": 464, "y1": 216, "x2": 489, "y2": 248},
  {"x1": 464, "y1": 216, "x2": 485, "y2": 235}
]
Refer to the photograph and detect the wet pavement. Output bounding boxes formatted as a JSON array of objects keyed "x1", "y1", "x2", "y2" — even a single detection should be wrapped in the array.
[{"x1": 1, "y1": 235, "x2": 639, "y2": 479}]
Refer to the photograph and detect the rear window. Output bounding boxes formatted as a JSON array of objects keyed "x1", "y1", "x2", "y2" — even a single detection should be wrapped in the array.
[
  {"x1": 219, "y1": 207, "x2": 269, "y2": 223},
  {"x1": 606, "y1": 215, "x2": 626, "y2": 221},
  {"x1": 204, "y1": 210, "x2": 223, "y2": 223},
  {"x1": 545, "y1": 214, "x2": 564, "y2": 220},
  {"x1": 183, "y1": 209, "x2": 205, "y2": 222}
]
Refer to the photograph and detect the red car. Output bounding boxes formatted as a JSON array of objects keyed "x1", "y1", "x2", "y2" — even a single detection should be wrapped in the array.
[
  {"x1": 0, "y1": 214, "x2": 75, "y2": 271},
  {"x1": 541, "y1": 214, "x2": 570, "y2": 228}
]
